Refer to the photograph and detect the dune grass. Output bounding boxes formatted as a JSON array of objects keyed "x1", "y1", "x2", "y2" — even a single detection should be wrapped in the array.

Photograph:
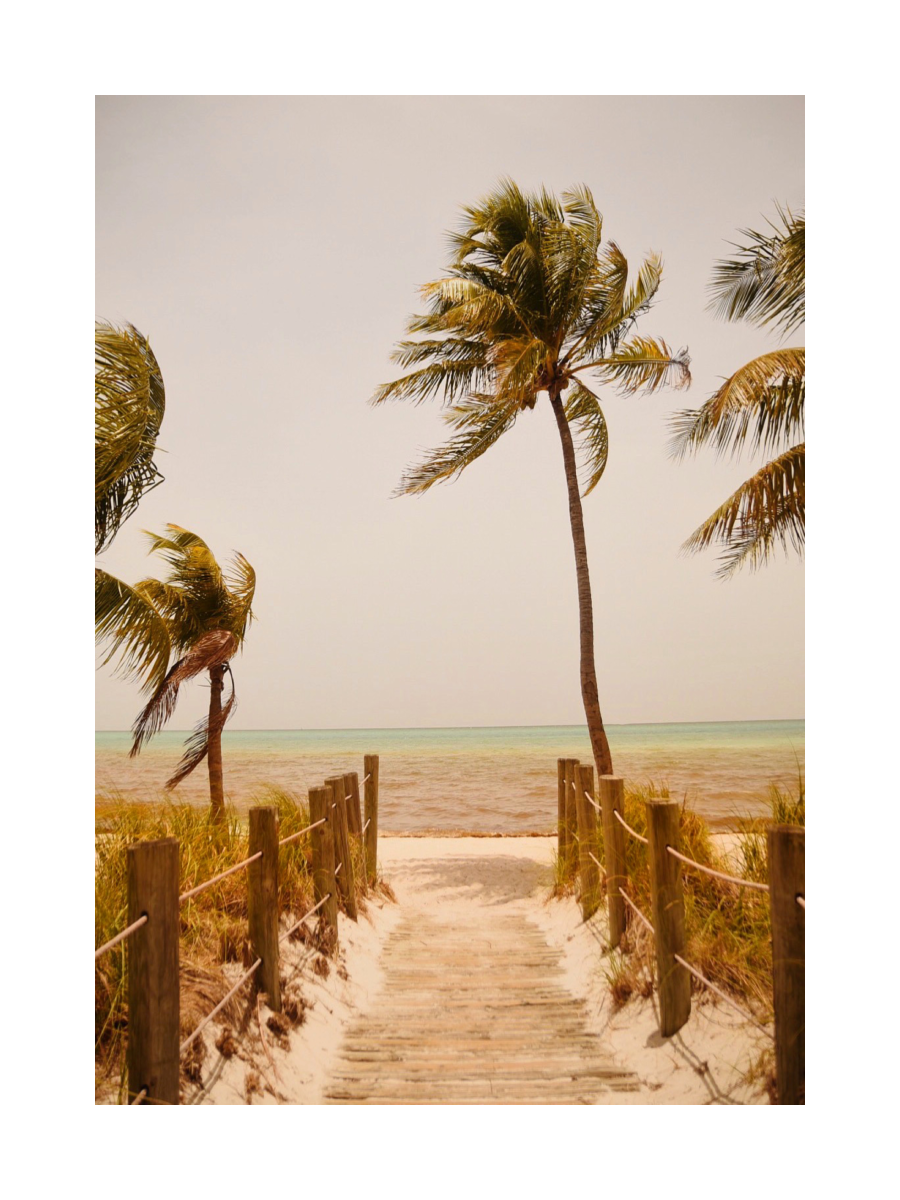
[
  {"x1": 95, "y1": 785, "x2": 376, "y2": 1103},
  {"x1": 556, "y1": 778, "x2": 804, "y2": 1023}
]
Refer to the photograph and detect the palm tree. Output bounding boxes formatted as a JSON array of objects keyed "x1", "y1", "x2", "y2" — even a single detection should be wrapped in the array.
[
  {"x1": 95, "y1": 525, "x2": 256, "y2": 821},
  {"x1": 669, "y1": 206, "x2": 804, "y2": 578},
  {"x1": 372, "y1": 181, "x2": 690, "y2": 775},
  {"x1": 95, "y1": 322, "x2": 166, "y2": 554}
]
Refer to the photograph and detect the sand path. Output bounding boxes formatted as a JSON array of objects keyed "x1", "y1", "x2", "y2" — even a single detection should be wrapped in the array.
[{"x1": 324, "y1": 841, "x2": 638, "y2": 1104}]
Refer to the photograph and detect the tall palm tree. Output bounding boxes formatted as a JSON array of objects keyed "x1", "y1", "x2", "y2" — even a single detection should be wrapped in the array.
[
  {"x1": 372, "y1": 181, "x2": 690, "y2": 775},
  {"x1": 669, "y1": 206, "x2": 804, "y2": 578},
  {"x1": 95, "y1": 525, "x2": 256, "y2": 821},
  {"x1": 95, "y1": 321, "x2": 166, "y2": 554}
]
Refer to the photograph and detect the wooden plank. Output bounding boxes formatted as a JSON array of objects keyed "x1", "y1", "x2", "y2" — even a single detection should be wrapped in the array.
[
  {"x1": 248, "y1": 806, "x2": 281, "y2": 1012},
  {"x1": 126, "y1": 837, "x2": 180, "y2": 1105},
  {"x1": 768, "y1": 825, "x2": 805, "y2": 1104}
]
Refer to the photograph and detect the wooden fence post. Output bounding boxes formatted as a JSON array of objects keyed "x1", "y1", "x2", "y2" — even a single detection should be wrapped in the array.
[
  {"x1": 575, "y1": 764, "x2": 602, "y2": 920},
  {"x1": 557, "y1": 758, "x2": 569, "y2": 866},
  {"x1": 364, "y1": 754, "x2": 379, "y2": 886},
  {"x1": 598, "y1": 775, "x2": 627, "y2": 948},
  {"x1": 344, "y1": 771, "x2": 367, "y2": 894},
  {"x1": 564, "y1": 758, "x2": 580, "y2": 876},
  {"x1": 327, "y1": 776, "x2": 358, "y2": 921},
  {"x1": 127, "y1": 837, "x2": 180, "y2": 1105},
  {"x1": 768, "y1": 825, "x2": 805, "y2": 1104},
  {"x1": 345, "y1": 771, "x2": 363, "y2": 836},
  {"x1": 645, "y1": 799, "x2": 691, "y2": 1037},
  {"x1": 309, "y1": 785, "x2": 339, "y2": 951},
  {"x1": 248, "y1": 806, "x2": 281, "y2": 1013}
]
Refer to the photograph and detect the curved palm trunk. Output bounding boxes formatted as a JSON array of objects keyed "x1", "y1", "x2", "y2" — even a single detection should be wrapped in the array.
[
  {"x1": 549, "y1": 388, "x2": 614, "y2": 777},
  {"x1": 208, "y1": 664, "x2": 226, "y2": 823}
]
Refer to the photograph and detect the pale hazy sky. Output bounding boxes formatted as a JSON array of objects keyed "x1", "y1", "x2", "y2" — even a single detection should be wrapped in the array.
[{"x1": 95, "y1": 95, "x2": 804, "y2": 731}]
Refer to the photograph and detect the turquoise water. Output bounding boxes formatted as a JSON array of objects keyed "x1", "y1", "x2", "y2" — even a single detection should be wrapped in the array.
[{"x1": 96, "y1": 720, "x2": 804, "y2": 832}]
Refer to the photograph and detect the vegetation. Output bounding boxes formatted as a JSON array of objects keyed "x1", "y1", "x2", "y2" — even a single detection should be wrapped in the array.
[
  {"x1": 95, "y1": 526, "x2": 256, "y2": 820},
  {"x1": 562, "y1": 779, "x2": 804, "y2": 1028},
  {"x1": 374, "y1": 180, "x2": 690, "y2": 776},
  {"x1": 670, "y1": 206, "x2": 805, "y2": 577},
  {"x1": 95, "y1": 788, "x2": 376, "y2": 1103},
  {"x1": 95, "y1": 321, "x2": 166, "y2": 554}
]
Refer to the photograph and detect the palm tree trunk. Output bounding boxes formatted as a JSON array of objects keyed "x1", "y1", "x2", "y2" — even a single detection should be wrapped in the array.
[
  {"x1": 549, "y1": 386, "x2": 614, "y2": 777},
  {"x1": 208, "y1": 663, "x2": 226, "y2": 823}
]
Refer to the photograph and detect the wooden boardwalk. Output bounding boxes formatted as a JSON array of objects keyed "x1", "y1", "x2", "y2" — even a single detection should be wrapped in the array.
[{"x1": 325, "y1": 904, "x2": 638, "y2": 1104}]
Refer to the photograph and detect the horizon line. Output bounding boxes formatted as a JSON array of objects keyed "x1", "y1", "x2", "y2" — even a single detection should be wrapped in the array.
[{"x1": 96, "y1": 716, "x2": 805, "y2": 734}]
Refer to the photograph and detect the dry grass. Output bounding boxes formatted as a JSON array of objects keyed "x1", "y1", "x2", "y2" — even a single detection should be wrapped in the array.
[
  {"x1": 95, "y1": 785, "x2": 381, "y2": 1103},
  {"x1": 585, "y1": 779, "x2": 804, "y2": 1025}
]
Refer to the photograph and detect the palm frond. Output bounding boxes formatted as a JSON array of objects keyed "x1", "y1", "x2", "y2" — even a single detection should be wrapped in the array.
[
  {"x1": 130, "y1": 629, "x2": 238, "y2": 756},
  {"x1": 225, "y1": 553, "x2": 256, "y2": 642},
  {"x1": 395, "y1": 397, "x2": 519, "y2": 495},
  {"x1": 669, "y1": 348, "x2": 804, "y2": 460},
  {"x1": 371, "y1": 359, "x2": 492, "y2": 407},
  {"x1": 95, "y1": 568, "x2": 171, "y2": 695},
  {"x1": 708, "y1": 206, "x2": 804, "y2": 335},
  {"x1": 580, "y1": 336, "x2": 691, "y2": 395},
  {"x1": 564, "y1": 381, "x2": 609, "y2": 496},
  {"x1": 165, "y1": 672, "x2": 237, "y2": 789},
  {"x1": 682, "y1": 444, "x2": 805, "y2": 578},
  {"x1": 95, "y1": 322, "x2": 166, "y2": 553}
]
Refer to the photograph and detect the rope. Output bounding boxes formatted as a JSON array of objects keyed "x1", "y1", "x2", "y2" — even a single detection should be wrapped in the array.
[
  {"x1": 614, "y1": 809, "x2": 648, "y2": 845},
  {"x1": 583, "y1": 790, "x2": 602, "y2": 814},
  {"x1": 180, "y1": 959, "x2": 261, "y2": 1055},
  {"x1": 672, "y1": 953, "x2": 774, "y2": 1039},
  {"x1": 179, "y1": 852, "x2": 263, "y2": 905},
  {"x1": 362, "y1": 818, "x2": 371, "y2": 833},
  {"x1": 620, "y1": 889, "x2": 654, "y2": 934},
  {"x1": 278, "y1": 817, "x2": 326, "y2": 847},
  {"x1": 334, "y1": 861, "x2": 343, "y2": 876},
  {"x1": 129, "y1": 1087, "x2": 148, "y2": 1106},
  {"x1": 797, "y1": 895, "x2": 805, "y2": 910},
  {"x1": 280, "y1": 895, "x2": 330, "y2": 944},
  {"x1": 666, "y1": 845, "x2": 770, "y2": 893},
  {"x1": 95, "y1": 914, "x2": 148, "y2": 960},
  {"x1": 587, "y1": 850, "x2": 607, "y2": 879},
  {"x1": 362, "y1": 773, "x2": 372, "y2": 784}
]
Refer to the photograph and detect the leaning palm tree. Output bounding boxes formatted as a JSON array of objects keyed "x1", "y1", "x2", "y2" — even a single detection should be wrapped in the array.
[
  {"x1": 95, "y1": 525, "x2": 255, "y2": 821},
  {"x1": 372, "y1": 181, "x2": 690, "y2": 776},
  {"x1": 669, "y1": 206, "x2": 804, "y2": 578},
  {"x1": 95, "y1": 321, "x2": 166, "y2": 554}
]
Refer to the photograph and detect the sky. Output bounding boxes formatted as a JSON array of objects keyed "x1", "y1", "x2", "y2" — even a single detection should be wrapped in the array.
[{"x1": 95, "y1": 95, "x2": 804, "y2": 731}]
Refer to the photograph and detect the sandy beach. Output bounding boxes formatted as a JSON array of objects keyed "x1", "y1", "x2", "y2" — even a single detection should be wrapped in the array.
[{"x1": 187, "y1": 835, "x2": 769, "y2": 1105}]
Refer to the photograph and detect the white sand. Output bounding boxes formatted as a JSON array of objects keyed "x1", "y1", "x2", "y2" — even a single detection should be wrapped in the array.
[{"x1": 193, "y1": 836, "x2": 769, "y2": 1104}]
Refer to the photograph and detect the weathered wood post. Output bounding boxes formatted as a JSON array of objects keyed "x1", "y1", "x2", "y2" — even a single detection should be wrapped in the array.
[
  {"x1": 768, "y1": 825, "x2": 805, "y2": 1104},
  {"x1": 344, "y1": 770, "x2": 367, "y2": 894},
  {"x1": 598, "y1": 775, "x2": 627, "y2": 948},
  {"x1": 309, "y1": 785, "x2": 338, "y2": 950},
  {"x1": 127, "y1": 837, "x2": 180, "y2": 1105},
  {"x1": 574, "y1": 764, "x2": 602, "y2": 920},
  {"x1": 326, "y1": 775, "x2": 358, "y2": 921},
  {"x1": 344, "y1": 771, "x2": 363, "y2": 836},
  {"x1": 564, "y1": 758, "x2": 580, "y2": 876},
  {"x1": 557, "y1": 759, "x2": 569, "y2": 866},
  {"x1": 645, "y1": 799, "x2": 691, "y2": 1037},
  {"x1": 364, "y1": 753, "x2": 379, "y2": 886},
  {"x1": 248, "y1": 806, "x2": 281, "y2": 1013}
]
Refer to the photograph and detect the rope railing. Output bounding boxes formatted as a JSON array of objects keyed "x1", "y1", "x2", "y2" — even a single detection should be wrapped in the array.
[
  {"x1": 130, "y1": 1087, "x2": 148, "y2": 1106},
  {"x1": 796, "y1": 895, "x2": 805, "y2": 909},
  {"x1": 95, "y1": 914, "x2": 148, "y2": 960},
  {"x1": 583, "y1": 790, "x2": 602, "y2": 814},
  {"x1": 179, "y1": 852, "x2": 262, "y2": 905},
  {"x1": 587, "y1": 850, "x2": 606, "y2": 879},
  {"x1": 279, "y1": 895, "x2": 330, "y2": 944},
  {"x1": 362, "y1": 773, "x2": 372, "y2": 784},
  {"x1": 620, "y1": 888, "x2": 654, "y2": 934},
  {"x1": 278, "y1": 817, "x2": 326, "y2": 847},
  {"x1": 672, "y1": 953, "x2": 774, "y2": 1039},
  {"x1": 180, "y1": 959, "x2": 262, "y2": 1055},
  {"x1": 613, "y1": 808, "x2": 648, "y2": 845},
  {"x1": 666, "y1": 845, "x2": 770, "y2": 893},
  {"x1": 363, "y1": 818, "x2": 370, "y2": 834},
  {"x1": 334, "y1": 861, "x2": 343, "y2": 876}
]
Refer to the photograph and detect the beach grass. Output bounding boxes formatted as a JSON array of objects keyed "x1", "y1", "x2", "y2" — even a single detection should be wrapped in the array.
[{"x1": 95, "y1": 786, "x2": 376, "y2": 1103}]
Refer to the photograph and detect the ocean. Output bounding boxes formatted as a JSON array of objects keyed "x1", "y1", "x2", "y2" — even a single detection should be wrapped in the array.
[{"x1": 95, "y1": 720, "x2": 804, "y2": 832}]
